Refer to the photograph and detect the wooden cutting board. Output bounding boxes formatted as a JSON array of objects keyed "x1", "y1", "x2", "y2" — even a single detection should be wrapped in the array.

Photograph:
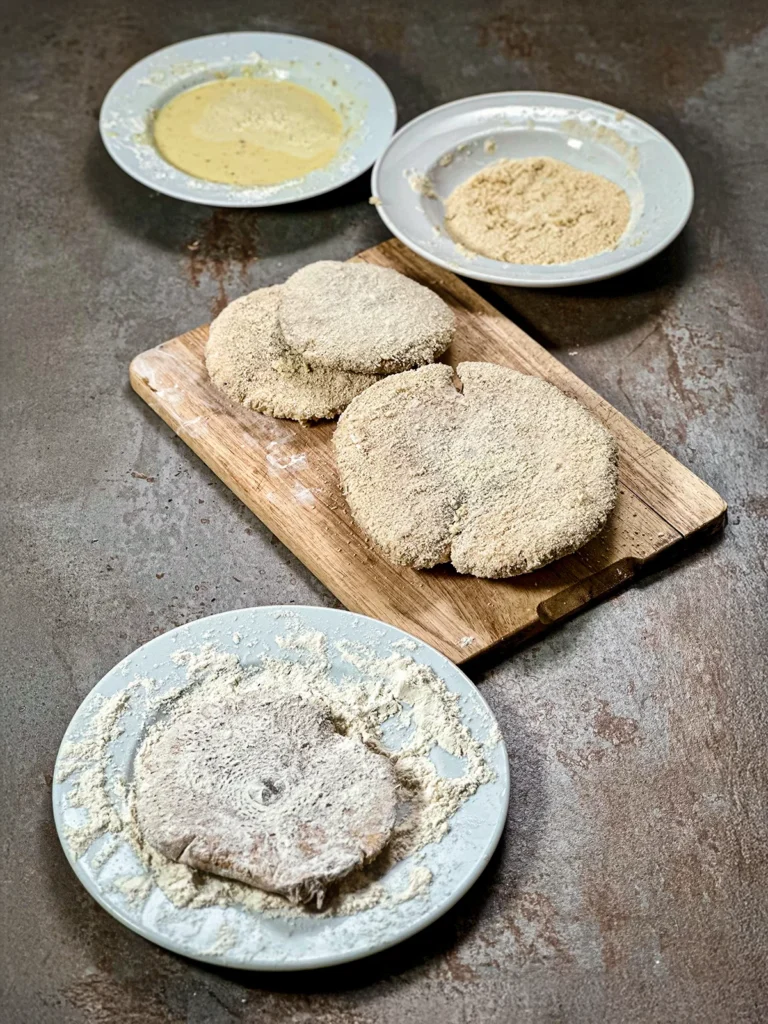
[{"x1": 130, "y1": 239, "x2": 726, "y2": 664}]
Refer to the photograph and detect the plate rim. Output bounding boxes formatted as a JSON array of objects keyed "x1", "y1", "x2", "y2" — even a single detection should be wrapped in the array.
[
  {"x1": 371, "y1": 89, "x2": 694, "y2": 287},
  {"x1": 52, "y1": 604, "x2": 509, "y2": 971},
  {"x1": 99, "y1": 31, "x2": 398, "y2": 208}
]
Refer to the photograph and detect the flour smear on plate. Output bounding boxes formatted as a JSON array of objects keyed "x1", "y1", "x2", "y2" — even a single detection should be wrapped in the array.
[{"x1": 57, "y1": 627, "x2": 499, "y2": 919}]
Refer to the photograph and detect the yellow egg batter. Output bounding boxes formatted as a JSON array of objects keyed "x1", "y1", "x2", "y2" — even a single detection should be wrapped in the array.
[{"x1": 153, "y1": 77, "x2": 344, "y2": 187}]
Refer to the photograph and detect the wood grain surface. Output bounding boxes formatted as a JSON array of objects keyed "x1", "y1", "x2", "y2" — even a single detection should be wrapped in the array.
[{"x1": 130, "y1": 239, "x2": 726, "y2": 663}]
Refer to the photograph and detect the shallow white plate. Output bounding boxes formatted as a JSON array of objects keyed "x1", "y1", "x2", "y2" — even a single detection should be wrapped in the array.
[
  {"x1": 371, "y1": 91, "x2": 694, "y2": 287},
  {"x1": 53, "y1": 607, "x2": 508, "y2": 970},
  {"x1": 100, "y1": 33, "x2": 397, "y2": 207}
]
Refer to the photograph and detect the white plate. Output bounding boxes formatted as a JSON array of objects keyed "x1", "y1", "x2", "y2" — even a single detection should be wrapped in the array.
[
  {"x1": 53, "y1": 607, "x2": 508, "y2": 971},
  {"x1": 371, "y1": 91, "x2": 694, "y2": 287},
  {"x1": 100, "y1": 33, "x2": 397, "y2": 207}
]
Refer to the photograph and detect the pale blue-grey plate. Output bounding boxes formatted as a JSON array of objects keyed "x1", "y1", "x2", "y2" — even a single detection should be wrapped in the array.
[
  {"x1": 371, "y1": 91, "x2": 694, "y2": 287},
  {"x1": 53, "y1": 607, "x2": 508, "y2": 970},
  {"x1": 100, "y1": 33, "x2": 397, "y2": 207}
]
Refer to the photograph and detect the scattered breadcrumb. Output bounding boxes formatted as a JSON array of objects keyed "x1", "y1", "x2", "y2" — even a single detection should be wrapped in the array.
[
  {"x1": 407, "y1": 171, "x2": 438, "y2": 199},
  {"x1": 453, "y1": 242, "x2": 479, "y2": 261}
]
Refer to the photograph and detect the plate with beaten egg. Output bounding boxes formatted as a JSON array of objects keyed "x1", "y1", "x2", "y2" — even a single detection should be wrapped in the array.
[{"x1": 100, "y1": 33, "x2": 397, "y2": 206}]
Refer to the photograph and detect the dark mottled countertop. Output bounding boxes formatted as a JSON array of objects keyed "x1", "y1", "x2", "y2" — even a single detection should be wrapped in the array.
[{"x1": 2, "y1": 1, "x2": 767, "y2": 1021}]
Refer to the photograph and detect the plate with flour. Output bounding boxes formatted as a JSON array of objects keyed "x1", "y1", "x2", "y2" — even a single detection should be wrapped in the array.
[
  {"x1": 52, "y1": 607, "x2": 508, "y2": 970},
  {"x1": 100, "y1": 33, "x2": 396, "y2": 207},
  {"x1": 371, "y1": 91, "x2": 694, "y2": 287}
]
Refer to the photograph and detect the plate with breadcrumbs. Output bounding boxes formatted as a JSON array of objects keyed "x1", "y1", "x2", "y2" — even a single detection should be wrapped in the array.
[
  {"x1": 52, "y1": 606, "x2": 509, "y2": 970},
  {"x1": 371, "y1": 90, "x2": 694, "y2": 287}
]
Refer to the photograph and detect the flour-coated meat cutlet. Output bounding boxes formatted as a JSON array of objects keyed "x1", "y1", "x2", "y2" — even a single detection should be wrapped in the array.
[{"x1": 134, "y1": 691, "x2": 398, "y2": 908}]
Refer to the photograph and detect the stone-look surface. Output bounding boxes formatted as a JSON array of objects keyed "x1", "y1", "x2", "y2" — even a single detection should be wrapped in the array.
[{"x1": 1, "y1": 1, "x2": 766, "y2": 1022}]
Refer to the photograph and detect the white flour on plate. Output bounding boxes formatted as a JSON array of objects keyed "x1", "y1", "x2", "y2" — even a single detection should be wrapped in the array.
[{"x1": 57, "y1": 628, "x2": 498, "y2": 919}]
